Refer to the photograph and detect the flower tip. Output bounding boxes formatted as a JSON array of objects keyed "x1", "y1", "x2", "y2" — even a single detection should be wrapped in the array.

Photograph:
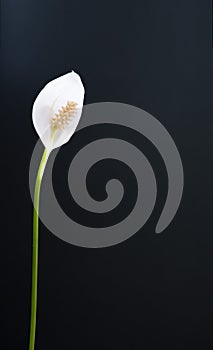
[
  {"x1": 70, "y1": 69, "x2": 82, "y2": 80},
  {"x1": 69, "y1": 70, "x2": 85, "y2": 94}
]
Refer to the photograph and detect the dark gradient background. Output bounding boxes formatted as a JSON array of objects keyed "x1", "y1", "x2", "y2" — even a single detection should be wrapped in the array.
[{"x1": 3, "y1": 0, "x2": 213, "y2": 349}]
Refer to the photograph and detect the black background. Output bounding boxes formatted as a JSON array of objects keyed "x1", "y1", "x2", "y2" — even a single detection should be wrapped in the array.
[{"x1": 3, "y1": 0, "x2": 213, "y2": 349}]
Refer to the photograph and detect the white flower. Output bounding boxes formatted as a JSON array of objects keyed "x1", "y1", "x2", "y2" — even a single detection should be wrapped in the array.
[{"x1": 32, "y1": 71, "x2": 85, "y2": 151}]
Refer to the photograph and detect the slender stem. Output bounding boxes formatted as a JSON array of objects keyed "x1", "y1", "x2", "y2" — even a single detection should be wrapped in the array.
[{"x1": 29, "y1": 148, "x2": 50, "y2": 350}]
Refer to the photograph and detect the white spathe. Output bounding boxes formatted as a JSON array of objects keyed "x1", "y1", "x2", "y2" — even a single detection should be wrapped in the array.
[{"x1": 32, "y1": 71, "x2": 85, "y2": 150}]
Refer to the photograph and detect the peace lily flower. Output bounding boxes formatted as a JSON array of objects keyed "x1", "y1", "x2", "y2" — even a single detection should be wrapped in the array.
[
  {"x1": 29, "y1": 71, "x2": 85, "y2": 350},
  {"x1": 33, "y1": 70, "x2": 85, "y2": 152}
]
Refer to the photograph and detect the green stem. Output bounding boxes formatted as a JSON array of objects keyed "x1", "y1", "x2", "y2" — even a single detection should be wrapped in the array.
[{"x1": 29, "y1": 147, "x2": 50, "y2": 350}]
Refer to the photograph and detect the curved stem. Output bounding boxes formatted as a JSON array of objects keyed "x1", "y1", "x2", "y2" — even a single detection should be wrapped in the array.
[{"x1": 29, "y1": 148, "x2": 50, "y2": 350}]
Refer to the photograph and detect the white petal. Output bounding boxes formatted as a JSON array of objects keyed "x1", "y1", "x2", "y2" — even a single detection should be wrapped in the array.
[{"x1": 32, "y1": 71, "x2": 85, "y2": 150}]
